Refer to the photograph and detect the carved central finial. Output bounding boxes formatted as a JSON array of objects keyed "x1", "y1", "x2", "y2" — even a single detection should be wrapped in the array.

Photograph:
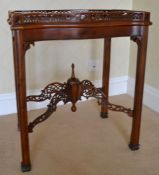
[{"x1": 71, "y1": 63, "x2": 75, "y2": 78}]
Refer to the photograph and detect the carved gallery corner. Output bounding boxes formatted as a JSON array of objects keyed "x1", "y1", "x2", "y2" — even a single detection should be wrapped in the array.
[{"x1": 8, "y1": 10, "x2": 151, "y2": 172}]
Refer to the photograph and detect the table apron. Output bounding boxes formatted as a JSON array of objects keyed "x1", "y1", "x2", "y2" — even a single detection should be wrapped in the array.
[{"x1": 23, "y1": 26, "x2": 144, "y2": 41}]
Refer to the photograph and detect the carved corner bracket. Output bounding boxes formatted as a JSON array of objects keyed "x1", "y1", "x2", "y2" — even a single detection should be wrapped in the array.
[
  {"x1": 24, "y1": 41, "x2": 35, "y2": 52},
  {"x1": 27, "y1": 64, "x2": 133, "y2": 132},
  {"x1": 131, "y1": 36, "x2": 142, "y2": 46}
]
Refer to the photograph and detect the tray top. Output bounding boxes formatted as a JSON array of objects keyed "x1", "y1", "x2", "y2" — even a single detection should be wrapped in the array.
[{"x1": 8, "y1": 9, "x2": 151, "y2": 29}]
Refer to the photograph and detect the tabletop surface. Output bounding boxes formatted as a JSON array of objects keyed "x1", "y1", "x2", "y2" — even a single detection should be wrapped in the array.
[{"x1": 8, "y1": 9, "x2": 151, "y2": 29}]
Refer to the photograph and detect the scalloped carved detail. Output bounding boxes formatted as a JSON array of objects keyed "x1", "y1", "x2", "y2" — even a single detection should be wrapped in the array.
[{"x1": 8, "y1": 10, "x2": 149, "y2": 26}]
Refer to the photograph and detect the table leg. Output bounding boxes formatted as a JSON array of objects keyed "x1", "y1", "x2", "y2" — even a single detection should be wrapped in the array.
[
  {"x1": 13, "y1": 30, "x2": 31, "y2": 171},
  {"x1": 129, "y1": 27, "x2": 148, "y2": 150},
  {"x1": 101, "y1": 38, "x2": 111, "y2": 118},
  {"x1": 12, "y1": 33, "x2": 22, "y2": 130}
]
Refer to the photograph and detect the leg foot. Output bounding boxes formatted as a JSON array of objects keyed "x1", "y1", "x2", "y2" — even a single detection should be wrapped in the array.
[
  {"x1": 21, "y1": 163, "x2": 31, "y2": 172},
  {"x1": 100, "y1": 112, "x2": 108, "y2": 118},
  {"x1": 129, "y1": 143, "x2": 140, "y2": 151}
]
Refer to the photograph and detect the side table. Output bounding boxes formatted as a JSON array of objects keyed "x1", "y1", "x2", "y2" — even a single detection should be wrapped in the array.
[{"x1": 8, "y1": 10, "x2": 151, "y2": 172}]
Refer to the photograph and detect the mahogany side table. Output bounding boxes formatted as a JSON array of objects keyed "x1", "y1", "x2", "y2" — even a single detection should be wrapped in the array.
[{"x1": 8, "y1": 10, "x2": 151, "y2": 172}]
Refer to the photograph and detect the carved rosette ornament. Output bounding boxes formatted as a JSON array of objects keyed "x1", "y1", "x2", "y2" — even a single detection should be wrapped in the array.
[{"x1": 27, "y1": 64, "x2": 133, "y2": 132}]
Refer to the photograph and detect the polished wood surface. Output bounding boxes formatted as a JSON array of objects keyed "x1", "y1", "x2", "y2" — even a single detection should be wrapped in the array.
[{"x1": 8, "y1": 10, "x2": 151, "y2": 172}]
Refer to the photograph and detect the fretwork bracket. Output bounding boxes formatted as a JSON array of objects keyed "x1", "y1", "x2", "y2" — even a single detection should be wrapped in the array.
[
  {"x1": 24, "y1": 41, "x2": 35, "y2": 52},
  {"x1": 131, "y1": 36, "x2": 142, "y2": 46},
  {"x1": 27, "y1": 64, "x2": 133, "y2": 132}
]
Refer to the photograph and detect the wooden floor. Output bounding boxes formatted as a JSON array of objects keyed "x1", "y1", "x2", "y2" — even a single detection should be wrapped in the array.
[{"x1": 0, "y1": 94, "x2": 159, "y2": 175}]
